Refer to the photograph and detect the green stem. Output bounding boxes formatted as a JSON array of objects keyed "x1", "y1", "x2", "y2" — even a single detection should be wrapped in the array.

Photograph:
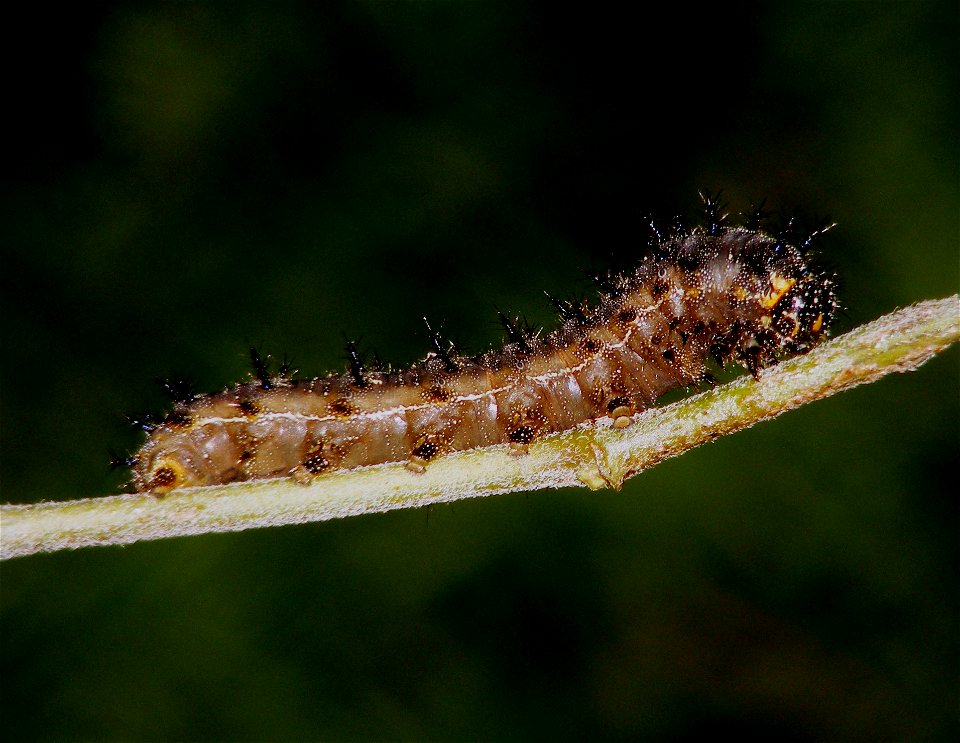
[{"x1": 2, "y1": 296, "x2": 957, "y2": 560}]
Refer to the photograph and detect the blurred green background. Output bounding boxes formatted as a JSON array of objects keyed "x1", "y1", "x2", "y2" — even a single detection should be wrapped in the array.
[{"x1": 1, "y1": 2, "x2": 957, "y2": 740}]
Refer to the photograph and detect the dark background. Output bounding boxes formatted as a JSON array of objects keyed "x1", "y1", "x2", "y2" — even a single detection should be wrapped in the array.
[{"x1": 1, "y1": 2, "x2": 957, "y2": 740}]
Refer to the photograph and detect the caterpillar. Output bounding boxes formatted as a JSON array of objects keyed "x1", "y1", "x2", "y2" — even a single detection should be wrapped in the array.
[{"x1": 129, "y1": 200, "x2": 837, "y2": 495}]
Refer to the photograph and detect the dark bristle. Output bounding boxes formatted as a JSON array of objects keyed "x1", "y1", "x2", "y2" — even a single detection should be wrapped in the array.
[
  {"x1": 342, "y1": 337, "x2": 368, "y2": 387},
  {"x1": 163, "y1": 409, "x2": 191, "y2": 427},
  {"x1": 647, "y1": 217, "x2": 664, "y2": 244},
  {"x1": 668, "y1": 214, "x2": 686, "y2": 238},
  {"x1": 800, "y1": 217, "x2": 836, "y2": 252},
  {"x1": 545, "y1": 291, "x2": 589, "y2": 325},
  {"x1": 772, "y1": 214, "x2": 798, "y2": 255},
  {"x1": 277, "y1": 353, "x2": 297, "y2": 380},
  {"x1": 155, "y1": 376, "x2": 197, "y2": 404},
  {"x1": 699, "y1": 190, "x2": 728, "y2": 236},
  {"x1": 424, "y1": 317, "x2": 459, "y2": 373},
  {"x1": 647, "y1": 214, "x2": 686, "y2": 256},
  {"x1": 249, "y1": 346, "x2": 273, "y2": 390},
  {"x1": 126, "y1": 412, "x2": 160, "y2": 432},
  {"x1": 648, "y1": 213, "x2": 690, "y2": 240},
  {"x1": 497, "y1": 311, "x2": 533, "y2": 355},
  {"x1": 768, "y1": 209, "x2": 836, "y2": 256},
  {"x1": 647, "y1": 219, "x2": 668, "y2": 256},
  {"x1": 743, "y1": 199, "x2": 771, "y2": 231},
  {"x1": 545, "y1": 291, "x2": 573, "y2": 322},
  {"x1": 108, "y1": 450, "x2": 138, "y2": 470},
  {"x1": 587, "y1": 268, "x2": 620, "y2": 297}
]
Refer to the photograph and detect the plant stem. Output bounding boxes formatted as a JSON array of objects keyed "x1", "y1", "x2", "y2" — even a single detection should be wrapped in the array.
[{"x1": 2, "y1": 296, "x2": 957, "y2": 560}]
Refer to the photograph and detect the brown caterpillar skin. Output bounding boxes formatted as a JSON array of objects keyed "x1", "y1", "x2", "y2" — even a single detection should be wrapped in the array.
[{"x1": 133, "y1": 225, "x2": 837, "y2": 494}]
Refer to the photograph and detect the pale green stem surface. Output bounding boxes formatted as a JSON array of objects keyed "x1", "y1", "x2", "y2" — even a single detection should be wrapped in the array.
[{"x1": 2, "y1": 296, "x2": 957, "y2": 560}]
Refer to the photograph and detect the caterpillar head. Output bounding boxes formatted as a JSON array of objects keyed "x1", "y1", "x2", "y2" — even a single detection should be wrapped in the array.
[{"x1": 763, "y1": 269, "x2": 839, "y2": 353}]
